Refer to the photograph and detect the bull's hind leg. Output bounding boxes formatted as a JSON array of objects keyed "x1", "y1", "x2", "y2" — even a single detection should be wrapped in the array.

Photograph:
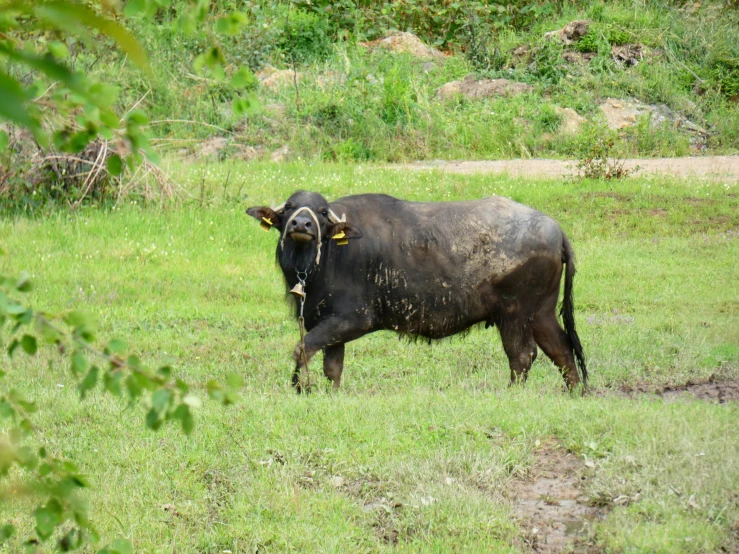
[
  {"x1": 532, "y1": 309, "x2": 581, "y2": 390},
  {"x1": 497, "y1": 318, "x2": 538, "y2": 385}
]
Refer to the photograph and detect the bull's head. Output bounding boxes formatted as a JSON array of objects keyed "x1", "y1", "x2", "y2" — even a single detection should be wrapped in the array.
[{"x1": 247, "y1": 191, "x2": 362, "y2": 263}]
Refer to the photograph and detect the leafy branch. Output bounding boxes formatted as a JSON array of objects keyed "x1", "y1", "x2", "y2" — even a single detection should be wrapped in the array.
[{"x1": 0, "y1": 272, "x2": 241, "y2": 551}]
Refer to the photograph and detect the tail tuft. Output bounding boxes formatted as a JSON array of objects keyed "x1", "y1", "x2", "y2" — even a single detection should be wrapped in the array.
[{"x1": 561, "y1": 235, "x2": 587, "y2": 384}]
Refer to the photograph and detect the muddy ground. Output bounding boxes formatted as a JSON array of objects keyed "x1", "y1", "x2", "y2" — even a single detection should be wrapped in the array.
[
  {"x1": 616, "y1": 375, "x2": 739, "y2": 404},
  {"x1": 510, "y1": 439, "x2": 605, "y2": 553},
  {"x1": 393, "y1": 155, "x2": 739, "y2": 182}
]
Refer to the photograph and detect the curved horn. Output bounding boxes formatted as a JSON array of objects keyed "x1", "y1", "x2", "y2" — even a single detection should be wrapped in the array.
[
  {"x1": 328, "y1": 208, "x2": 346, "y2": 223},
  {"x1": 273, "y1": 202, "x2": 286, "y2": 213}
]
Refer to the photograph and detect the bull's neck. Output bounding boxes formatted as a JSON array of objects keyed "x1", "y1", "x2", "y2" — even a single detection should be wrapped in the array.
[{"x1": 278, "y1": 241, "x2": 326, "y2": 287}]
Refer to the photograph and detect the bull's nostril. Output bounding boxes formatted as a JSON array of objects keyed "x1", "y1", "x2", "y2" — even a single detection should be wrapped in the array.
[
  {"x1": 305, "y1": 221, "x2": 311, "y2": 227},
  {"x1": 291, "y1": 220, "x2": 297, "y2": 226}
]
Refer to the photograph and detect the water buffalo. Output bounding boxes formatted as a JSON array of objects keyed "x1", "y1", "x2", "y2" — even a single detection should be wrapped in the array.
[{"x1": 247, "y1": 191, "x2": 587, "y2": 391}]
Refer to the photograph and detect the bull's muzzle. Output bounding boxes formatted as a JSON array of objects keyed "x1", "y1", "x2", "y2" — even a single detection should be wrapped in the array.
[{"x1": 288, "y1": 216, "x2": 316, "y2": 242}]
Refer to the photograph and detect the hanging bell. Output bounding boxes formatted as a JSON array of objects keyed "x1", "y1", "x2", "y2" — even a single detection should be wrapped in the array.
[{"x1": 290, "y1": 282, "x2": 306, "y2": 299}]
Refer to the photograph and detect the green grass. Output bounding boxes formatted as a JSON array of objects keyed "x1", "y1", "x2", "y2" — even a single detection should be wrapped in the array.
[{"x1": 1, "y1": 162, "x2": 738, "y2": 552}]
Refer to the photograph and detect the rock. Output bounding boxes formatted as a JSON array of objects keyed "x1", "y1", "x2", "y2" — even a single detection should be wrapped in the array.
[
  {"x1": 235, "y1": 145, "x2": 267, "y2": 162},
  {"x1": 599, "y1": 98, "x2": 648, "y2": 129},
  {"x1": 329, "y1": 476, "x2": 345, "y2": 488},
  {"x1": 555, "y1": 107, "x2": 587, "y2": 134},
  {"x1": 598, "y1": 98, "x2": 710, "y2": 143},
  {"x1": 270, "y1": 144, "x2": 291, "y2": 163},
  {"x1": 545, "y1": 20, "x2": 590, "y2": 45},
  {"x1": 611, "y1": 44, "x2": 646, "y2": 67},
  {"x1": 257, "y1": 65, "x2": 300, "y2": 90},
  {"x1": 561, "y1": 20, "x2": 590, "y2": 44},
  {"x1": 562, "y1": 51, "x2": 596, "y2": 65},
  {"x1": 437, "y1": 75, "x2": 533, "y2": 100},
  {"x1": 315, "y1": 70, "x2": 346, "y2": 90},
  {"x1": 263, "y1": 103, "x2": 287, "y2": 120},
  {"x1": 371, "y1": 31, "x2": 444, "y2": 60},
  {"x1": 510, "y1": 45, "x2": 532, "y2": 67},
  {"x1": 195, "y1": 137, "x2": 228, "y2": 159}
]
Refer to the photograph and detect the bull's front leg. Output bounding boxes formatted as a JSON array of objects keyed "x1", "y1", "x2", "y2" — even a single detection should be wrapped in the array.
[{"x1": 290, "y1": 316, "x2": 369, "y2": 393}]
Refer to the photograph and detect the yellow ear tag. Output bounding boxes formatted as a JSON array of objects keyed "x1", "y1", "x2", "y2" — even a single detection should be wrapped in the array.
[
  {"x1": 260, "y1": 217, "x2": 273, "y2": 232},
  {"x1": 332, "y1": 230, "x2": 348, "y2": 245}
]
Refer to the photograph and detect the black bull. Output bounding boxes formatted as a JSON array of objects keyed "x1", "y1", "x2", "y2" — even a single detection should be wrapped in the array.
[{"x1": 247, "y1": 191, "x2": 587, "y2": 391}]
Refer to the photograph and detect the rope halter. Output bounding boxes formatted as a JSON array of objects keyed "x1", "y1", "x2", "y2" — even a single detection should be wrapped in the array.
[{"x1": 280, "y1": 206, "x2": 324, "y2": 265}]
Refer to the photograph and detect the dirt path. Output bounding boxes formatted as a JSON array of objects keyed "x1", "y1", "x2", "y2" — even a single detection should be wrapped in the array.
[{"x1": 392, "y1": 155, "x2": 739, "y2": 181}]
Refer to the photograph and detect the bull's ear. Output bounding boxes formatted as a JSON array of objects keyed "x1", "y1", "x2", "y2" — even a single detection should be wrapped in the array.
[
  {"x1": 329, "y1": 222, "x2": 362, "y2": 246},
  {"x1": 246, "y1": 206, "x2": 282, "y2": 232}
]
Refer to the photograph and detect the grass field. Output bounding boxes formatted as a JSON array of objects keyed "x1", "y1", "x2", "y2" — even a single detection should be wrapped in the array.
[{"x1": 1, "y1": 162, "x2": 738, "y2": 552}]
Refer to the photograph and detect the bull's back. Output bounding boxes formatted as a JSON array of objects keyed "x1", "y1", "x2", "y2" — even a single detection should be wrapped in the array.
[{"x1": 328, "y1": 194, "x2": 564, "y2": 337}]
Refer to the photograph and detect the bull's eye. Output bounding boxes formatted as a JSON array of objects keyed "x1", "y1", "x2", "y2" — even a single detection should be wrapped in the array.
[
  {"x1": 322, "y1": 210, "x2": 329, "y2": 217},
  {"x1": 284, "y1": 203, "x2": 292, "y2": 210}
]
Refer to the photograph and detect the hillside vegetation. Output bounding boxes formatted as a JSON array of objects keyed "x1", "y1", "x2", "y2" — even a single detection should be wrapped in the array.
[{"x1": 101, "y1": 0, "x2": 739, "y2": 162}]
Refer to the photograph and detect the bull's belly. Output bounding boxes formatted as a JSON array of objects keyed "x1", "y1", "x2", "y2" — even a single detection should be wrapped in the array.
[{"x1": 376, "y1": 294, "x2": 489, "y2": 339}]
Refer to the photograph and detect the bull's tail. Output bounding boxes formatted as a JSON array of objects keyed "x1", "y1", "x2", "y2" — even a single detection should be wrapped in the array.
[{"x1": 561, "y1": 234, "x2": 588, "y2": 385}]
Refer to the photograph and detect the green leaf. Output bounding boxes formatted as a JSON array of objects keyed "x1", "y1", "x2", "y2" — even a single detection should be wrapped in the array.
[
  {"x1": 123, "y1": 0, "x2": 147, "y2": 17},
  {"x1": 0, "y1": 523, "x2": 15, "y2": 543},
  {"x1": 145, "y1": 407, "x2": 162, "y2": 430},
  {"x1": 110, "y1": 538, "x2": 134, "y2": 554},
  {"x1": 89, "y1": 83, "x2": 119, "y2": 109},
  {"x1": 0, "y1": 71, "x2": 36, "y2": 131},
  {"x1": 127, "y1": 354, "x2": 142, "y2": 370},
  {"x1": 103, "y1": 369, "x2": 124, "y2": 396},
  {"x1": 182, "y1": 394, "x2": 201, "y2": 409},
  {"x1": 0, "y1": 401, "x2": 14, "y2": 419},
  {"x1": 16, "y1": 271, "x2": 32, "y2": 292},
  {"x1": 65, "y1": 310, "x2": 96, "y2": 341},
  {"x1": 7, "y1": 339, "x2": 20, "y2": 357},
  {"x1": 100, "y1": 109, "x2": 120, "y2": 128},
  {"x1": 39, "y1": 462, "x2": 52, "y2": 477},
  {"x1": 5, "y1": 302, "x2": 27, "y2": 315},
  {"x1": 35, "y1": 502, "x2": 61, "y2": 540},
  {"x1": 216, "y1": 12, "x2": 248, "y2": 35},
  {"x1": 151, "y1": 388, "x2": 171, "y2": 413},
  {"x1": 172, "y1": 404, "x2": 194, "y2": 435},
  {"x1": 230, "y1": 67, "x2": 257, "y2": 90},
  {"x1": 232, "y1": 96, "x2": 253, "y2": 117},
  {"x1": 107, "y1": 154, "x2": 124, "y2": 176},
  {"x1": 126, "y1": 109, "x2": 148, "y2": 125},
  {"x1": 78, "y1": 365, "x2": 99, "y2": 399},
  {"x1": 0, "y1": 130, "x2": 8, "y2": 152},
  {"x1": 156, "y1": 365, "x2": 172, "y2": 380},
  {"x1": 193, "y1": 46, "x2": 226, "y2": 74},
  {"x1": 71, "y1": 350, "x2": 88, "y2": 376},
  {"x1": 106, "y1": 339, "x2": 127, "y2": 354},
  {"x1": 59, "y1": 527, "x2": 82, "y2": 551},
  {"x1": 0, "y1": 43, "x2": 84, "y2": 92},
  {"x1": 47, "y1": 40, "x2": 70, "y2": 59},
  {"x1": 34, "y1": 1, "x2": 151, "y2": 74},
  {"x1": 125, "y1": 373, "x2": 143, "y2": 399},
  {"x1": 174, "y1": 378, "x2": 189, "y2": 393},
  {"x1": 21, "y1": 334, "x2": 37, "y2": 355}
]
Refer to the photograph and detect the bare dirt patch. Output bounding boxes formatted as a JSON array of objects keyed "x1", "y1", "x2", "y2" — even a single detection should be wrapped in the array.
[
  {"x1": 437, "y1": 75, "x2": 534, "y2": 100},
  {"x1": 619, "y1": 376, "x2": 739, "y2": 404},
  {"x1": 392, "y1": 155, "x2": 739, "y2": 182},
  {"x1": 509, "y1": 439, "x2": 605, "y2": 553}
]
